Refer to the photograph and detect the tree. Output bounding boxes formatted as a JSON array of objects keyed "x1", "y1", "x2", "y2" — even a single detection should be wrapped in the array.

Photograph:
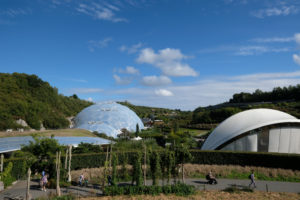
[
  {"x1": 21, "y1": 136, "x2": 62, "y2": 178},
  {"x1": 111, "y1": 153, "x2": 117, "y2": 186},
  {"x1": 174, "y1": 144, "x2": 192, "y2": 183},
  {"x1": 135, "y1": 123, "x2": 140, "y2": 137},
  {"x1": 132, "y1": 152, "x2": 143, "y2": 186},
  {"x1": 150, "y1": 151, "x2": 161, "y2": 185}
]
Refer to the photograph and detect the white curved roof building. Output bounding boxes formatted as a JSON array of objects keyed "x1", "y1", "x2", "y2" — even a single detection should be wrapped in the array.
[
  {"x1": 201, "y1": 109, "x2": 300, "y2": 154},
  {"x1": 74, "y1": 102, "x2": 144, "y2": 138}
]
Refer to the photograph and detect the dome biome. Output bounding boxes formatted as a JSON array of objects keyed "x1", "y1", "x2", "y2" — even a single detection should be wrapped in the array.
[
  {"x1": 74, "y1": 102, "x2": 144, "y2": 138},
  {"x1": 201, "y1": 108, "x2": 300, "y2": 154}
]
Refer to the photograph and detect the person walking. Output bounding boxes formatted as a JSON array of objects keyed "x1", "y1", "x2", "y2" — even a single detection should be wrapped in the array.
[
  {"x1": 41, "y1": 174, "x2": 48, "y2": 192},
  {"x1": 79, "y1": 174, "x2": 84, "y2": 186},
  {"x1": 249, "y1": 170, "x2": 256, "y2": 188}
]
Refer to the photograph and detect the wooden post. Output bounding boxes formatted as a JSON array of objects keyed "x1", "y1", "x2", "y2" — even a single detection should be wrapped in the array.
[
  {"x1": 64, "y1": 147, "x2": 68, "y2": 170},
  {"x1": 181, "y1": 162, "x2": 184, "y2": 183},
  {"x1": 109, "y1": 143, "x2": 112, "y2": 173},
  {"x1": 144, "y1": 144, "x2": 147, "y2": 186},
  {"x1": 26, "y1": 168, "x2": 31, "y2": 200},
  {"x1": 0, "y1": 154, "x2": 3, "y2": 180},
  {"x1": 68, "y1": 145, "x2": 72, "y2": 182},
  {"x1": 56, "y1": 151, "x2": 61, "y2": 196}
]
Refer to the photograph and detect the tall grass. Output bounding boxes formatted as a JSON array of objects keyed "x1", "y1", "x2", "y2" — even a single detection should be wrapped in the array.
[{"x1": 71, "y1": 164, "x2": 300, "y2": 183}]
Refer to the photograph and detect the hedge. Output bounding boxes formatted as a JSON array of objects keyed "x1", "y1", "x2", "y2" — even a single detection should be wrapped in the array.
[
  {"x1": 4, "y1": 150, "x2": 300, "y2": 181},
  {"x1": 190, "y1": 150, "x2": 300, "y2": 170},
  {"x1": 70, "y1": 150, "x2": 300, "y2": 171}
]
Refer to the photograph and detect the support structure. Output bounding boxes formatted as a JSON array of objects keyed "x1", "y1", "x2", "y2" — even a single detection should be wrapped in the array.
[
  {"x1": 56, "y1": 151, "x2": 61, "y2": 196},
  {"x1": 67, "y1": 145, "x2": 72, "y2": 182},
  {"x1": 26, "y1": 168, "x2": 31, "y2": 200},
  {"x1": 0, "y1": 154, "x2": 3, "y2": 180},
  {"x1": 144, "y1": 144, "x2": 147, "y2": 186}
]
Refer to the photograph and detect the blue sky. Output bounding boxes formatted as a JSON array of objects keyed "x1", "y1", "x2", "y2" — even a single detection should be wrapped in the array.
[{"x1": 1, "y1": 0, "x2": 300, "y2": 110}]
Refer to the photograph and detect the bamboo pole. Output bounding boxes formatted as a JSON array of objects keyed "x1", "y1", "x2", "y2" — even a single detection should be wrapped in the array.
[
  {"x1": 0, "y1": 154, "x2": 3, "y2": 180},
  {"x1": 56, "y1": 151, "x2": 61, "y2": 196},
  {"x1": 68, "y1": 145, "x2": 72, "y2": 182},
  {"x1": 144, "y1": 144, "x2": 147, "y2": 186},
  {"x1": 64, "y1": 147, "x2": 68, "y2": 170},
  {"x1": 26, "y1": 168, "x2": 31, "y2": 200}
]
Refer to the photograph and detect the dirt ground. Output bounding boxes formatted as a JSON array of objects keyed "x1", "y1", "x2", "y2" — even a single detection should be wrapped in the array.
[{"x1": 81, "y1": 191, "x2": 300, "y2": 200}]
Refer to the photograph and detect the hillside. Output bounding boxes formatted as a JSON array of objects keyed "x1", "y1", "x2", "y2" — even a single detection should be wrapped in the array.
[
  {"x1": 192, "y1": 85, "x2": 300, "y2": 125},
  {"x1": 0, "y1": 73, "x2": 93, "y2": 130}
]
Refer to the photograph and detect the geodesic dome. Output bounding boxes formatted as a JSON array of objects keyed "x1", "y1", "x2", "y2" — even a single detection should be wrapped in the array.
[{"x1": 74, "y1": 102, "x2": 144, "y2": 138}]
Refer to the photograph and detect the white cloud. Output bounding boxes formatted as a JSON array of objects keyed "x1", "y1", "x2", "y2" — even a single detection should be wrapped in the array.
[
  {"x1": 293, "y1": 54, "x2": 300, "y2": 65},
  {"x1": 113, "y1": 74, "x2": 133, "y2": 85},
  {"x1": 251, "y1": 37, "x2": 294, "y2": 43},
  {"x1": 295, "y1": 33, "x2": 300, "y2": 45},
  {"x1": 0, "y1": 8, "x2": 31, "y2": 17},
  {"x1": 120, "y1": 43, "x2": 143, "y2": 54},
  {"x1": 137, "y1": 48, "x2": 198, "y2": 77},
  {"x1": 251, "y1": 6, "x2": 299, "y2": 18},
  {"x1": 88, "y1": 37, "x2": 112, "y2": 52},
  {"x1": 235, "y1": 46, "x2": 290, "y2": 56},
  {"x1": 117, "y1": 66, "x2": 139, "y2": 75},
  {"x1": 109, "y1": 71, "x2": 300, "y2": 110},
  {"x1": 68, "y1": 88, "x2": 103, "y2": 94},
  {"x1": 155, "y1": 89, "x2": 173, "y2": 97},
  {"x1": 87, "y1": 97, "x2": 94, "y2": 102},
  {"x1": 76, "y1": 3, "x2": 127, "y2": 22},
  {"x1": 141, "y1": 75, "x2": 172, "y2": 86}
]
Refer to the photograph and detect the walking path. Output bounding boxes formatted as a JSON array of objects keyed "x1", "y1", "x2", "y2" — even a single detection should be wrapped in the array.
[{"x1": 1, "y1": 178, "x2": 300, "y2": 199}]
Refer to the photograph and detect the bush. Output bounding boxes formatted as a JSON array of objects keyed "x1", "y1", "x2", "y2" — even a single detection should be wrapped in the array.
[
  {"x1": 1, "y1": 162, "x2": 15, "y2": 188},
  {"x1": 103, "y1": 183, "x2": 195, "y2": 196},
  {"x1": 190, "y1": 150, "x2": 300, "y2": 170}
]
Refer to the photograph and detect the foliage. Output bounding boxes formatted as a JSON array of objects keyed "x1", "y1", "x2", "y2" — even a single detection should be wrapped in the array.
[
  {"x1": 92, "y1": 131, "x2": 116, "y2": 141},
  {"x1": 19, "y1": 136, "x2": 63, "y2": 177},
  {"x1": 103, "y1": 183, "x2": 195, "y2": 196},
  {"x1": 223, "y1": 185, "x2": 253, "y2": 193},
  {"x1": 190, "y1": 150, "x2": 300, "y2": 170},
  {"x1": 132, "y1": 152, "x2": 143, "y2": 186},
  {"x1": 1, "y1": 162, "x2": 15, "y2": 188},
  {"x1": 72, "y1": 142, "x2": 103, "y2": 154},
  {"x1": 150, "y1": 151, "x2": 161, "y2": 185},
  {"x1": 0, "y1": 72, "x2": 92, "y2": 130},
  {"x1": 161, "y1": 150, "x2": 175, "y2": 184},
  {"x1": 111, "y1": 153, "x2": 117, "y2": 186}
]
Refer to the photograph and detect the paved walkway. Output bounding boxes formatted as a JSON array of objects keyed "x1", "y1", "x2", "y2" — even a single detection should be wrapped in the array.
[{"x1": 1, "y1": 178, "x2": 300, "y2": 199}]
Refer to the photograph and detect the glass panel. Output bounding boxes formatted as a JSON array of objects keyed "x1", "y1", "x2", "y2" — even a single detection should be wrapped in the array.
[{"x1": 257, "y1": 128, "x2": 269, "y2": 152}]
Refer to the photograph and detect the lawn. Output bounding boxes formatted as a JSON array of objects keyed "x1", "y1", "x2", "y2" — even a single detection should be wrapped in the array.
[
  {"x1": 0, "y1": 128, "x2": 96, "y2": 138},
  {"x1": 177, "y1": 128, "x2": 209, "y2": 136}
]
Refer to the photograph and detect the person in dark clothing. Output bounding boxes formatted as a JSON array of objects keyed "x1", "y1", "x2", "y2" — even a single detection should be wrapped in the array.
[{"x1": 206, "y1": 171, "x2": 218, "y2": 184}]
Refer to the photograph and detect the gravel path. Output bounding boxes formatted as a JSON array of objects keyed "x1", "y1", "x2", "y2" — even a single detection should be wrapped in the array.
[{"x1": 1, "y1": 178, "x2": 299, "y2": 199}]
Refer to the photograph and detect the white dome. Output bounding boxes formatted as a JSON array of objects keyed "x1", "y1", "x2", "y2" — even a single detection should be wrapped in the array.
[
  {"x1": 202, "y1": 108, "x2": 300, "y2": 150},
  {"x1": 74, "y1": 102, "x2": 144, "y2": 138}
]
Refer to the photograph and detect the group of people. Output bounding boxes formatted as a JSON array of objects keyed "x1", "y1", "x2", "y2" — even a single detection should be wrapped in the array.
[{"x1": 206, "y1": 170, "x2": 256, "y2": 188}]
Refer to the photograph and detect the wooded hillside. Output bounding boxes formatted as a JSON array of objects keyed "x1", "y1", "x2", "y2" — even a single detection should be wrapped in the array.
[{"x1": 0, "y1": 73, "x2": 92, "y2": 130}]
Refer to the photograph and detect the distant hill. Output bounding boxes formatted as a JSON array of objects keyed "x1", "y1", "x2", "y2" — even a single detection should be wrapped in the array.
[
  {"x1": 192, "y1": 85, "x2": 300, "y2": 125},
  {"x1": 0, "y1": 73, "x2": 93, "y2": 130}
]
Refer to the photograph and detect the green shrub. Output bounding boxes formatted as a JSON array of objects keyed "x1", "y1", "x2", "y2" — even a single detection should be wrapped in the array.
[
  {"x1": 223, "y1": 185, "x2": 253, "y2": 193},
  {"x1": 2, "y1": 162, "x2": 15, "y2": 188},
  {"x1": 103, "y1": 183, "x2": 195, "y2": 196}
]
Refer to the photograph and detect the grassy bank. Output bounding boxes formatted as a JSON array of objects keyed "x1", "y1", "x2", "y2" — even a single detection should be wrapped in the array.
[
  {"x1": 71, "y1": 164, "x2": 300, "y2": 183},
  {"x1": 0, "y1": 128, "x2": 96, "y2": 138}
]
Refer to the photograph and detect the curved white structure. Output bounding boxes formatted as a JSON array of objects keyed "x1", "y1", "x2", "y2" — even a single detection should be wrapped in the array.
[
  {"x1": 202, "y1": 109, "x2": 300, "y2": 154},
  {"x1": 74, "y1": 102, "x2": 144, "y2": 138}
]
